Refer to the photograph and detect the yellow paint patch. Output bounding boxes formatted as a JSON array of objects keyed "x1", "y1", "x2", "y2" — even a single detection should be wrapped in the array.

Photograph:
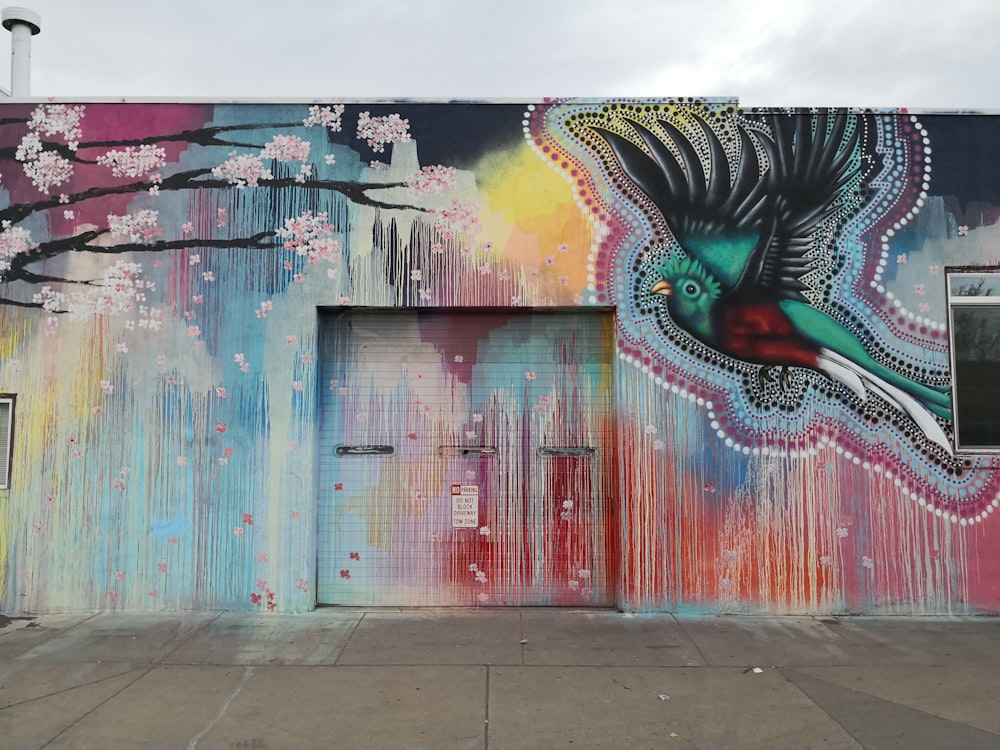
[
  {"x1": 478, "y1": 143, "x2": 576, "y2": 219},
  {"x1": 476, "y1": 143, "x2": 592, "y2": 270}
]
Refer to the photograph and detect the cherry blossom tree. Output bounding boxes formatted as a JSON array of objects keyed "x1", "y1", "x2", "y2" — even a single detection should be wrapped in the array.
[{"x1": 0, "y1": 103, "x2": 470, "y2": 317}]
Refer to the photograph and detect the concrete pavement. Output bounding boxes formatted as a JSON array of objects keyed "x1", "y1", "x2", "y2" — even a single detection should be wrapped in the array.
[{"x1": 1, "y1": 608, "x2": 999, "y2": 749}]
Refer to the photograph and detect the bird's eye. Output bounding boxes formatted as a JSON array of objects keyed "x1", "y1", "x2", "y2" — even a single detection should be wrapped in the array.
[{"x1": 683, "y1": 282, "x2": 699, "y2": 296}]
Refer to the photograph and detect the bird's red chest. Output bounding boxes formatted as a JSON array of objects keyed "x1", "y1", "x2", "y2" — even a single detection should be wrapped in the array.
[
  {"x1": 719, "y1": 302, "x2": 818, "y2": 367},
  {"x1": 725, "y1": 302, "x2": 793, "y2": 337}
]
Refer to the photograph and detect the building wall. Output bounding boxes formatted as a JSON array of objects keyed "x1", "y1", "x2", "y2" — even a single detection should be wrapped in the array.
[{"x1": 0, "y1": 99, "x2": 998, "y2": 614}]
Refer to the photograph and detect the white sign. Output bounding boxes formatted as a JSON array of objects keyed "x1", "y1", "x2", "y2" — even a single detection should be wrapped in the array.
[{"x1": 451, "y1": 484, "x2": 479, "y2": 528}]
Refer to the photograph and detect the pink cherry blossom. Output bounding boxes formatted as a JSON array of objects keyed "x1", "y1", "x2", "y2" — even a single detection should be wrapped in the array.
[
  {"x1": 260, "y1": 134, "x2": 311, "y2": 162},
  {"x1": 406, "y1": 164, "x2": 457, "y2": 196},
  {"x1": 356, "y1": 111, "x2": 411, "y2": 152},
  {"x1": 97, "y1": 145, "x2": 166, "y2": 178},
  {"x1": 21, "y1": 149, "x2": 73, "y2": 193},
  {"x1": 303, "y1": 104, "x2": 345, "y2": 130},
  {"x1": 108, "y1": 210, "x2": 162, "y2": 243},
  {"x1": 433, "y1": 200, "x2": 480, "y2": 238},
  {"x1": 27, "y1": 104, "x2": 84, "y2": 144},
  {"x1": 212, "y1": 151, "x2": 272, "y2": 187}
]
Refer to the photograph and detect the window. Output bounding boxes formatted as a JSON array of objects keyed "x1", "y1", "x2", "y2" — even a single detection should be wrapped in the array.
[
  {"x1": 0, "y1": 395, "x2": 12, "y2": 488},
  {"x1": 946, "y1": 269, "x2": 1000, "y2": 451}
]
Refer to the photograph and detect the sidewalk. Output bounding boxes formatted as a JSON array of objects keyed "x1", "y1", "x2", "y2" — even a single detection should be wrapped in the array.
[{"x1": 2, "y1": 609, "x2": 999, "y2": 749}]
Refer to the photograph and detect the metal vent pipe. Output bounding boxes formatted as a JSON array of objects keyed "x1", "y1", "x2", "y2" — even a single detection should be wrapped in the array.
[{"x1": 2, "y1": 7, "x2": 40, "y2": 97}]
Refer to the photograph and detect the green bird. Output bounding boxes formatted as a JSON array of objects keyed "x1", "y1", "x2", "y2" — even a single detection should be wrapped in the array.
[{"x1": 596, "y1": 111, "x2": 953, "y2": 452}]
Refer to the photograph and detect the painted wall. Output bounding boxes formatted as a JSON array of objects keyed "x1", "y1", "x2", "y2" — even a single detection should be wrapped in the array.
[{"x1": 0, "y1": 99, "x2": 998, "y2": 614}]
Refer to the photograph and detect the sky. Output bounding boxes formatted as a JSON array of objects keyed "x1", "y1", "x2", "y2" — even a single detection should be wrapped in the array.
[{"x1": 3, "y1": 0, "x2": 999, "y2": 110}]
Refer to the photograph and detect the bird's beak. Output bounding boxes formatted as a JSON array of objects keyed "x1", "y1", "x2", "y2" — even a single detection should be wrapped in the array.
[{"x1": 650, "y1": 279, "x2": 671, "y2": 296}]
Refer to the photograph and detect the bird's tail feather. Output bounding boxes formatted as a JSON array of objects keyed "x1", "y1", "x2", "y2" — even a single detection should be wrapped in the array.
[{"x1": 818, "y1": 348, "x2": 953, "y2": 454}]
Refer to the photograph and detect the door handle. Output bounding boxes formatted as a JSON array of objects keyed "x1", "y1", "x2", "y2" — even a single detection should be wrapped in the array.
[
  {"x1": 437, "y1": 446, "x2": 497, "y2": 457},
  {"x1": 537, "y1": 446, "x2": 597, "y2": 457},
  {"x1": 335, "y1": 444, "x2": 395, "y2": 456}
]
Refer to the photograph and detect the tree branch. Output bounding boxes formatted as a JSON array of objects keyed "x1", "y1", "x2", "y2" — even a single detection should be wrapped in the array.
[
  {"x1": 0, "y1": 164, "x2": 415, "y2": 224},
  {"x1": 2, "y1": 229, "x2": 279, "y2": 284}
]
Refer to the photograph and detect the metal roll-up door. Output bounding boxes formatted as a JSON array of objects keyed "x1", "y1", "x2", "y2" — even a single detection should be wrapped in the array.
[{"x1": 317, "y1": 309, "x2": 616, "y2": 606}]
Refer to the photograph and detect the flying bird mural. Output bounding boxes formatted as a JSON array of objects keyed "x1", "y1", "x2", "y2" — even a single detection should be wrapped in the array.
[{"x1": 593, "y1": 111, "x2": 953, "y2": 452}]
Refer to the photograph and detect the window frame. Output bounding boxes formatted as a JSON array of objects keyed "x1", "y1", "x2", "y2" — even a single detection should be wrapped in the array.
[
  {"x1": 0, "y1": 394, "x2": 13, "y2": 489},
  {"x1": 945, "y1": 266, "x2": 1000, "y2": 453}
]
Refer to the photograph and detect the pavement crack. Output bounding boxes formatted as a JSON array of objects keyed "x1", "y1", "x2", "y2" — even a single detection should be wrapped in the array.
[
  {"x1": 484, "y1": 665, "x2": 491, "y2": 750},
  {"x1": 670, "y1": 614, "x2": 712, "y2": 666},
  {"x1": 0, "y1": 666, "x2": 148, "y2": 710},
  {"x1": 519, "y1": 610, "x2": 525, "y2": 666},
  {"x1": 333, "y1": 610, "x2": 367, "y2": 665},
  {"x1": 37, "y1": 666, "x2": 155, "y2": 750},
  {"x1": 187, "y1": 665, "x2": 255, "y2": 749},
  {"x1": 156, "y1": 610, "x2": 226, "y2": 665}
]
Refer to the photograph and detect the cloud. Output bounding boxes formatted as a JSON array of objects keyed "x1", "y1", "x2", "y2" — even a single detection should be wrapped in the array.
[{"x1": 9, "y1": 0, "x2": 1000, "y2": 108}]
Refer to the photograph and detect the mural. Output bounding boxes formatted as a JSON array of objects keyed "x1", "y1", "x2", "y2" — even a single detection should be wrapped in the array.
[{"x1": 0, "y1": 99, "x2": 999, "y2": 614}]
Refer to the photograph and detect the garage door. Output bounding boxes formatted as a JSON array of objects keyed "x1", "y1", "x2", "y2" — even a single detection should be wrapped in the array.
[{"x1": 317, "y1": 309, "x2": 616, "y2": 606}]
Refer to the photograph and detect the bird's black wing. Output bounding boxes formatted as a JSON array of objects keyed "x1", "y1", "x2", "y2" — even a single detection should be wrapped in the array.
[
  {"x1": 591, "y1": 116, "x2": 771, "y2": 249},
  {"x1": 735, "y1": 111, "x2": 871, "y2": 300}
]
